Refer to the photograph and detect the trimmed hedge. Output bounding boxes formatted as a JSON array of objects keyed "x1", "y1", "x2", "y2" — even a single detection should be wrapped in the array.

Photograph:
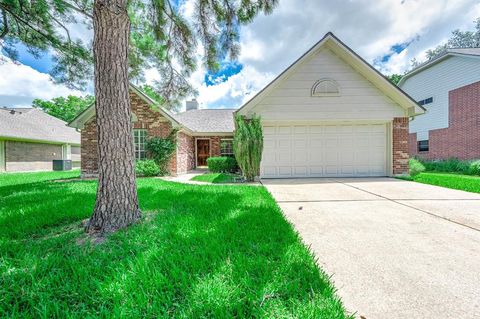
[
  {"x1": 207, "y1": 156, "x2": 237, "y2": 173},
  {"x1": 413, "y1": 157, "x2": 480, "y2": 176},
  {"x1": 135, "y1": 159, "x2": 161, "y2": 177}
]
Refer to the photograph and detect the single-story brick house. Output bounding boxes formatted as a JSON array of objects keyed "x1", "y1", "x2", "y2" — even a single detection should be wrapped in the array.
[
  {"x1": 398, "y1": 48, "x2": 480, "y2": 160},
  {"x1": 0, "y1": 107, "x2": 80, "y2": 172},
  {"x1": 69, "y1": 32, "x2": 424, "y2": 179}
]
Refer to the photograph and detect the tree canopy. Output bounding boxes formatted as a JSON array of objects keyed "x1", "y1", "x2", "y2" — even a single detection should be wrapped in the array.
[
  {"x1": 1, "y1": 0, "x2": 278, "y2": 107},
  {"x1": 411, "y1": 17, "x2": 480, "y2": 68},
  {"x1": 33, "y1": 95, "x2": 94, "y2": 122}
]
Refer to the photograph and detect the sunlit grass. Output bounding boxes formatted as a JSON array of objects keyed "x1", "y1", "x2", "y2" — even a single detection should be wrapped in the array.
[{"x1": 0, "y1": 171, "x2": 349, "y2": 318}]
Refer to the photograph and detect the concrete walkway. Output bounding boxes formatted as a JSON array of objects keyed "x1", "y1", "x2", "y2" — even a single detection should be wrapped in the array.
[{"x1": 262, "y1": 178, "x2": 480, "y2": 319}]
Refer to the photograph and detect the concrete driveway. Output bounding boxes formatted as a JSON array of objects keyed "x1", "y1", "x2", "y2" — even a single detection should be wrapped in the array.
[{"x1": 262, "y1": 178, "x2": 480, "y2": 319}]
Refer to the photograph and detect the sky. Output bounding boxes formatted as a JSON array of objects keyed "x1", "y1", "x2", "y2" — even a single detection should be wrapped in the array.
[{"x1": 1, "y1": 0, "x2": 479, "y2": 110}]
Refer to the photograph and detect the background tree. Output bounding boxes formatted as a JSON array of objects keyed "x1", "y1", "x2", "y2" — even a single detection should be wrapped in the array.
[
  {"x1": 411, "y1": 17, "x2": 480, "y2": 68},
  {"x1": 0, "y1": 0, "x2": 278, "y2": 234},
  {"x1": 387, "y1": 74, "x2": 402, "y2": 85},
  {"x1": 33, "y1": 95, "x2": 94, "y2": 122}
]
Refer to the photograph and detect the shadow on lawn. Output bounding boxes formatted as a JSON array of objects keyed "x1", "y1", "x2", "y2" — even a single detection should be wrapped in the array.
[{"x1": 0, "y1": 179, "x2": 348, "y2": 318}]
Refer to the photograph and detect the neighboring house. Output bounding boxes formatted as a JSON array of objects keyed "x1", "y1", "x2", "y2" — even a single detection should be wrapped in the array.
[
  {"x1": 0, "y1": 107, "x2": 81, "y2": 172},
  {"x1": 398, "y1": 48, "x2": 480, "y2": 160},
  {"x1": 70, "y1": 32, "x2": 424, "y2": 179}
]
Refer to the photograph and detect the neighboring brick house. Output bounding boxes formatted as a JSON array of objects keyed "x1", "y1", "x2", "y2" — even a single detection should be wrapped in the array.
[
  {"x1": 399, "y1": 48, "x2": 480, "y2": 160},
  {"x1": 69, "y1": 33, "x2": 422, "y2": 179},
  {"x1": 0, "y1": 107, "x2": 80, "y2": 172}
]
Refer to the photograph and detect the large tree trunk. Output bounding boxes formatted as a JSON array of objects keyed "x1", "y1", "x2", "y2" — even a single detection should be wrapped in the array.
[{"x1": 86, "y1": 0, "x2": 141, "y2": 234}]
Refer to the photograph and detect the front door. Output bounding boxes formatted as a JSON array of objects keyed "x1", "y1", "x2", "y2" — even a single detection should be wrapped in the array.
[{"x1": 196, "y1": 139, "x2": 210, "y2": 166}]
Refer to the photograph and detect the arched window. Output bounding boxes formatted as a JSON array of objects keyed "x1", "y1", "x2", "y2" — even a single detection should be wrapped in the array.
[{"x1": 311, "y1": 79, "x2": 340, "y2": 97}]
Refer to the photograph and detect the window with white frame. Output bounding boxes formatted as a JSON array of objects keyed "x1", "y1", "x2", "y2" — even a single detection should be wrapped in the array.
[
  {"x1": 311, "y1": 78, "x2": 340, "y2": 96},
  {"x1": 220, "y1": 139, "x2": 234, "y2": 157},
  {"x1": 133, "y1": 129, "x2": 147, "y2": 160}
]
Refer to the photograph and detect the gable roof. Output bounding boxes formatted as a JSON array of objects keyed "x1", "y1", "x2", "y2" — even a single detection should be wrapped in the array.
[
  {"x1": 68, "y1": 83, "x2": 181, "y2": 129},
  {"x1": 236, "y1": 32, "x2": 425, "y2": 117},
  {"x1": 398, "y1": 48, "x2": 480, "y2": 86},
  {"x1": 0, "y1": 108, "x2": 80, "y2": 145},
  {"x1": 175, "y1": 109, "x2": 235, "y2": 134}
]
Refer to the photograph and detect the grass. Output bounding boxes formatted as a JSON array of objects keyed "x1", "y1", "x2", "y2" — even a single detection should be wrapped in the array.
[
  {"x1": 403, "y1": 172, "x2": 480, "y2": 194},
  {"x1": 0, "y1": 172, "x2": 348, "y2": 318},
  {"x1": 190, "y1": 172, "x2": 238, "y2": 184},
  {"x1": 0, "y1": 169, "x2": 80, "y2": 187}
]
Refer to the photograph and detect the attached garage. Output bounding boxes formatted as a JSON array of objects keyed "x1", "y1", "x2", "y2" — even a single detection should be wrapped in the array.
[
  {"x1": 236, "y1": 33, "x2": 425, "y2": 178},
  {"x1": 262, "y1": 123, "x2": 389, "y2": 178}
]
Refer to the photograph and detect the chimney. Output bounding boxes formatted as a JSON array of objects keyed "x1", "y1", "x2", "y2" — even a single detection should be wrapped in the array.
[{"x1": 185, "y1": 99, "x2": 199, "y2": 111}]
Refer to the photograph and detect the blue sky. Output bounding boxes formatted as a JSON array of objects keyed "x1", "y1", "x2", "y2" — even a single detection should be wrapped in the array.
[{"x1": 1, "y1": 0, "x2": 479, "y2": 109}]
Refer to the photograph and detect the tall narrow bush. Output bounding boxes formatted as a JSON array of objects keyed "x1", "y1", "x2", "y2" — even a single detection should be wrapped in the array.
[
  {"x1": 233, "y1": 115, "x2": 264, "y2": 181},
  {"x1": 145, "y1": 129, "x2": 178, "y2": 175}
]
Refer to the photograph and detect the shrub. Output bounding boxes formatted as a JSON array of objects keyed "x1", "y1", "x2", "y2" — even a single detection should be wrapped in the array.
[
  {"x1": 135, "y1": 159, "x2": 160, "y2": 177},
  {"x1": 468, "y1": 160, "x2": 480, "y2": 176},
  {"x1": 207, "y1": 156, "x2": 237, "y2": 173},
  {"x1": 145, "y1": 130, "x2": 177, "y2": 175},
  {"x1": 409, "y1": 158, "x2": 425, "y2": 177},
  {"x1": 233, "y1": 115, "x2": 263, "y2": 182},
  {"x1": 423, "y1": 158, "x2": 471, "y2": 174}
]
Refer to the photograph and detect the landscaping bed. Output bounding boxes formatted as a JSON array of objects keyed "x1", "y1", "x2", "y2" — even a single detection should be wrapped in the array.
[{"x1": 0, "y1": 172, "x2": 348, "y2": 318}]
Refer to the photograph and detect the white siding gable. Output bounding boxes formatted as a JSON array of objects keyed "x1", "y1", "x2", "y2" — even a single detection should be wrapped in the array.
[
  {"x1": 247, "y1": 48, "x2": 406, "y2": 121},
  {"x1": 400, "y1": 55, "x2": 480, "y2": 137}
]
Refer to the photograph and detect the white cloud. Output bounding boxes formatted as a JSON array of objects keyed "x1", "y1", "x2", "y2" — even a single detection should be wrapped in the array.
[
  {"x1": 2, "y1": 0, "x2": 480, "y2": 109},
  {"x1": 0, "y1": 59, "x2": 83, "y2": 107}
]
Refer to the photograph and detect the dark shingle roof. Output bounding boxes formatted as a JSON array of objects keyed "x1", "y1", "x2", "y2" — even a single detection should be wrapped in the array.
[
  {"x1": 0, "y1": 108, "x2": 80, "y2": 144},
  {"x1": 175, "y1": 109, "x2": 235, "y2": 133}
]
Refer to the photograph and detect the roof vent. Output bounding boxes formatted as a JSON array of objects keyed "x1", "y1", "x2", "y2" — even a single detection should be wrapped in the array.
[
  {"x1": 10, "y1": 109, "x2": 15, "y2": 114},
  {"x1": 186, "y1": 99, "x2": 199, "y2": 111}
]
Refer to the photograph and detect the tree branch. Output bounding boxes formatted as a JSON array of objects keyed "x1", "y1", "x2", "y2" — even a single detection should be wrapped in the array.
[{"x1": 0, "y1": 9, "x2": 8, "y2": 39}]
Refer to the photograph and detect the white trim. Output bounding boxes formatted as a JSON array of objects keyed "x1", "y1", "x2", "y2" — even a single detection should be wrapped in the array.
[
  {"x1": 219, "y1": 138, "x2": 234, "y2": 157},
  {"x1": 195, "y1": 138, "x2": 211, "y2": 168},
  {"x1": 311, "y1": 78, "x2": 340, "y2": 97}
]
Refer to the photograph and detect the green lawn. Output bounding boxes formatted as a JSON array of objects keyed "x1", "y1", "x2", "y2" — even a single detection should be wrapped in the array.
[
  {"x1": 191, "y1": 172, "x2": 237, "y2": 184},
  {"x1": 406, "y1": 172, "x2": 480, "y2": 193},
  {"x1": 0, "y1": 172, "x2": 348, "y2": 318}
]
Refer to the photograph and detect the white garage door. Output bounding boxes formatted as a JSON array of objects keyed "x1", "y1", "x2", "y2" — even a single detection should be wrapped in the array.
[{"x1": 261, "y1": 123, "x2": 388, "y2": 178}]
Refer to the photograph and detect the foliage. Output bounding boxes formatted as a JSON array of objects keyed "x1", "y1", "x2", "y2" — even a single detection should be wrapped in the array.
[
  {"x1": 32, "y1": 95, "x2": 94, "y2": 122},
  {"x1": 421, "y1": 158, "x2": 471, "y2": 174},
  {"x1": 233, "y1": 115, "x2": 264, "y2": 182},
  {"x1": 145, "y1": 130, "x2": 177, "y2": 175},
  {"x1": 387, "y1": 74, "x2": 402, "y2": 85},
  {"x1": 190, "y1": 172, "x2": 237, "y2": 184},
  {"x1": 206, "y1": 156, "x2": 237, "y2": 173},
  {"x1": 0, "y1": 0, "x2": 279, "y2": 106},
  {"x1": 0, "y1": 172, "x2": 349, "y2": 318},
  {"x1": 411, "y1": 17, "x2": 480, "y2": 69},
  {"x1": 406, "y1": 172, "x2": 480, "y2": 194},
  {"x1": 468, "y1": 160, "x2": 480, "y2": 176},
  {"x1": 409, "y1": 158, "x2": 425, "y2": 177},
  {"x1": 135, "y1": 159, "x2": 161, "y2": 177}
]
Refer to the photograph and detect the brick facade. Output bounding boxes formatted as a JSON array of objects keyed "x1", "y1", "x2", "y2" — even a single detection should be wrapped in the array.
[
  {"x1": 5, "y1": 141, "x2": 63, "y2": 172},
  {"x1": 81, "y1": 90, "x2": 177, "y2": 177},
  {"x1": 409, "y1": 81, "x2": 480, "y2": 160},
  {"x1": 393, "y1": 117, "x2": 409, "y2": 175},
  {"x1": 176, "y1": 132, "x2": 195, "y2": 174}
]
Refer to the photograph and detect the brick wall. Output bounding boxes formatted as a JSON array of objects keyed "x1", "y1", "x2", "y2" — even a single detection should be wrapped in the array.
[
  {"x1": 392, "y1": 117, "x2": 409, "y2": 175},
  {"x1": 80, "y1": 90, "x2": 177, "y2": 177},
  {"x1": 176, "y1": 132, "x2": 195, "y2": 173},
  {"x1": 5, "y1": 141, "x2": 63, "y2": 172},
  {"x1": 410, "y1": 81, "x2": 480, "y2": 160}
]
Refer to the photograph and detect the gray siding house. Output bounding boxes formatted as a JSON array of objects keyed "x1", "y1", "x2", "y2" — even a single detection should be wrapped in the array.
[{"x1": 0, "y1": 108, "x2": 80, "y2": 172}]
